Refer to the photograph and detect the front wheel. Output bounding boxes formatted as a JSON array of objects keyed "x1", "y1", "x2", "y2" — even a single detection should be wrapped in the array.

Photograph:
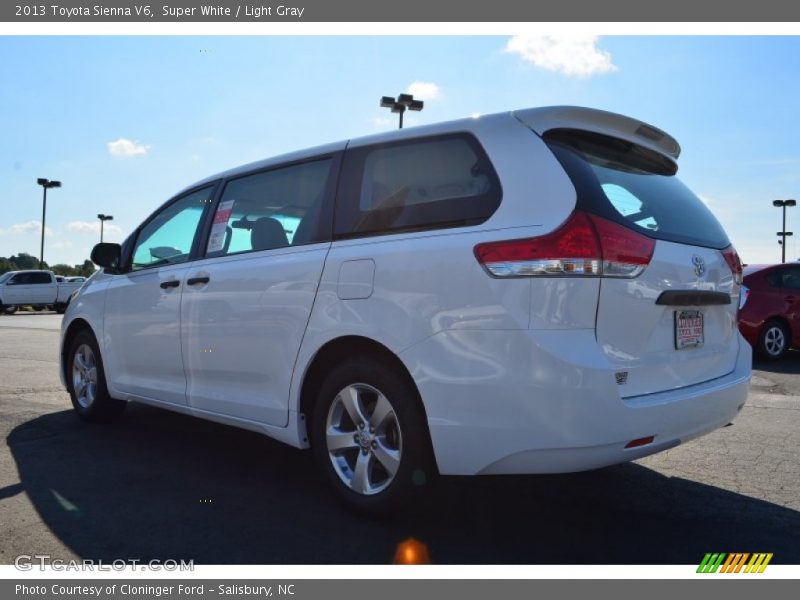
[
  {"x1": 758, "y1": 320, "x2": 789, "y2": 361},
  {"x1": 2, "y1": 305, "x2": 17, "y2": 315},
  {"x1": 67, "y1": 330, "x2": 126, "y2": 422},
  {"x1": 310, "y1": 357, "x2": 434, "y2": 513}
]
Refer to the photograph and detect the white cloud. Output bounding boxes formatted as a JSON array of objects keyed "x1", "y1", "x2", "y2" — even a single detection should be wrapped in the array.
[
  {"x1": 107, "y1": 137, "x2": 151, "y2": 158},
  {"x1": 0, "y1": 220, "x2": 53, "y2": 236},
  {"x1": 51, "y1": 240, "x2": 74, "y2": 249},
  {"x1": 406, "y1": 81, "x2": 442, "y2": 101},
  {"x1": 504, "y1": 35, "x2": 617, "y2": 78},
  {"x1": 67, "y1": 221, "x2": 123, "y2": 236},
  {"x1": 369, "y1": 116, "x2": 393, "y2": 129}
]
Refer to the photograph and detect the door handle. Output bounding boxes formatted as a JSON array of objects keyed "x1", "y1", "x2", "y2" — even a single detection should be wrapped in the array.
[
  {"x1": 187, "y1": 276, "x2": 210, "y2": 286},
  {"x1": 159, "y1": 280, "x2": 180, "y2": 289}
]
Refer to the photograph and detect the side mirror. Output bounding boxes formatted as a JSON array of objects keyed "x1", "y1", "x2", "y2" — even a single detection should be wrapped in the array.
[{"x1": 90, "y1": 243, "x2": 122, "y2": 272}]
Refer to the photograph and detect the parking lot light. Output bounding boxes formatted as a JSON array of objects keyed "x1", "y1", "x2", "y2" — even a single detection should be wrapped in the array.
[
  {"x1": 36, "y1": 178, "x2": 61, "y2": 269},
  {"x1": 379, "y1": 93, "x2": 425, "y2": 129},
  {"x1": 97, "y1": 214, "x2": 114, "y2": 243},
  {"x1": 773, "y1": 199, "x2": 796, "y2": 263}
]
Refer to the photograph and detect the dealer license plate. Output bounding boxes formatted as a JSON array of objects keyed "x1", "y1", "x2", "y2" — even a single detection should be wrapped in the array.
[{"x1": 675, "y1": 310, "x2": 704, "y2": 350}]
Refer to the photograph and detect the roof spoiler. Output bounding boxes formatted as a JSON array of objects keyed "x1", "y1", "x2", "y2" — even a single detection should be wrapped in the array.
[{"x1": 513, "y1": 106, "x2": 681, "y2": 163}]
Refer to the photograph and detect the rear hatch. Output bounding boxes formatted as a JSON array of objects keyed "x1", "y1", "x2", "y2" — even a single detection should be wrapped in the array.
[{"x1": 545, "y1": 128, "x2": 741, "y2": 397}]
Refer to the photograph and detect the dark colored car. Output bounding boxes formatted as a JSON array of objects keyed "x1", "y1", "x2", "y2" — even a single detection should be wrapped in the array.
[{"x1": 738, "y1": 263, "x2": 800, "y2": 360}]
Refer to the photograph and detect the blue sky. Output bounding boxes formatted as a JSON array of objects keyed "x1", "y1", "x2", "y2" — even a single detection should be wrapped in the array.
[{"x1": 1, "y1": 35, "x2": 799, "y2": 265}]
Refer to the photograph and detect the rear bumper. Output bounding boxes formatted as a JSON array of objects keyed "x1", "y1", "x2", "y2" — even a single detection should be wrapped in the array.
[{"x1": 401, "y1": 328, "x2": 751, "y2": 475}]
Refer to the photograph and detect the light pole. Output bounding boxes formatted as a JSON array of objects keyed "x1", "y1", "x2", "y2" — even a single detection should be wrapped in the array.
[
  {"x1": 97, "y1": 214, "x2": 113, "y2": 243},
  {"x1": 379, "y1": 93, "x2": 424, "y2": 129},
  {"x1": 36, "y1": 178, "x2": 61, "y2": 269},
  {"x1": 773, "y1": 199, "x2": 796, "y2": 263}
]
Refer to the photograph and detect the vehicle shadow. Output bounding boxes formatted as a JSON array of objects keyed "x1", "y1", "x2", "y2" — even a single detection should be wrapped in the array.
[
  {"x1": 8, "y1": 404, "x2": 800, "y2": 565},
  {"x1": 754, "y1": 349, "x2": 800, "y2": 374}
]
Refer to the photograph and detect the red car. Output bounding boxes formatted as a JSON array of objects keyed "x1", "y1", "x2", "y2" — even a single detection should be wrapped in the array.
[{"x1": 738, "y1": 263, "x2": 800, "y2": 360}]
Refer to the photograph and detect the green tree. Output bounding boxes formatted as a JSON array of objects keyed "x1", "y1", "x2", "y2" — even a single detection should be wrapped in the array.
[
  {"x1": 50, "y1": 264, "x2": 77, "y2": 277},
  {"x1": 77, "y1": 260, "x2": 95, "y2": 277},
  {"x1": 0, "y1": 257, "x2": 18, "y2": 275},
  {"x1": 8, "y1": 253, "x2": 38, "y2": 270}
]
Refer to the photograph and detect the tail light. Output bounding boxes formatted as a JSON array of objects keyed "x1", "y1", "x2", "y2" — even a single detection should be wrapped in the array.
[
  {"x1": 474, "y1": 211, "x2": 654, "y2": 279},
  {"x1": 721, "y1": 245, "x2": 743, "y2": 285}
]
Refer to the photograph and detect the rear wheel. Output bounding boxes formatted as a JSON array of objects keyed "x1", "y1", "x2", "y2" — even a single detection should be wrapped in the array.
[
  {"x1": 67, "y1": 330, "x2": 126, "y2": 422},
  {"x1": 310, "y1": 357, "x2": 434, "y2": 513},
  {"x1": 758, "y1": 320, "x2": 789, "y2": 360}
]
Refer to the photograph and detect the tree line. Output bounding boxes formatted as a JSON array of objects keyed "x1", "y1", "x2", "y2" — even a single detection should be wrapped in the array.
[{"x1": 0, "y1": 252, "x2": 95, "y2": 277}]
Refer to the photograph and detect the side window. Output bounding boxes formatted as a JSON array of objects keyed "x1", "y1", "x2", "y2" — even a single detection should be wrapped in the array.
[
  {"x1": 335, "y1": 134, "x2": 501, "y2": 238},
  {"x1": 31, "y1": 273, "x2": 52, "y2": 284},
  {"x1": 206, "y1": 158, "x2": 333, "y2": 257},
  {"x1": 765, "y1": 271, "x2": 781, "y2": 287},
  {"x1": 781, "y1": 268, "x2": 800, "y2": 290},
  {"x1": 8, "y1": 273, "x2": 29, "y2": 285},
  {"x1": 131, "y1": 186, "x2": 214, "y2": 271}
]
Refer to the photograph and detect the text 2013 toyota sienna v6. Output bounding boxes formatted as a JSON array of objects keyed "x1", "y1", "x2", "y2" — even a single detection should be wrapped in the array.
[{"x1": 61, "y1": 106, "x2": 751, "y2": 511}]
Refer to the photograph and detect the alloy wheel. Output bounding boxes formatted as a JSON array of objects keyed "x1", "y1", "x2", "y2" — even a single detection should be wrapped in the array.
[
  {"x1": 325, "y1": 383, "x2": 402, "y2": 496},
  {"x1": 764, "y1": 325, "x2": 786, "y2": 357},
  {"x1": 72, "y1": 343, "x2": 98, "y2": 409}
]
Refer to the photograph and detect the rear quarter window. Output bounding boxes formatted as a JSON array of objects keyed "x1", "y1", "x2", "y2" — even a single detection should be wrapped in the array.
[
  {"x1": 32, "y1": 273, "x2": 53, "y2": 284},
  {"x1": 334, "y1": 133, "x2": 501, "y2": 238},
  {"x1": 765, "y1": 270, "x2": 781, "y2": 287}
]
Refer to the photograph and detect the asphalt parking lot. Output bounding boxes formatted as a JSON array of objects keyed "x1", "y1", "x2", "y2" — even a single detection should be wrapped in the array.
[{"x1": 1, "y1": 312, "x2": 798, "y2": 565}]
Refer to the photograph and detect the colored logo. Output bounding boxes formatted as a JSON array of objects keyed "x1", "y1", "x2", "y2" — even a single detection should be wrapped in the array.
[{"x1": 697, "y1": 552, "x2": 773, "y2": 573}]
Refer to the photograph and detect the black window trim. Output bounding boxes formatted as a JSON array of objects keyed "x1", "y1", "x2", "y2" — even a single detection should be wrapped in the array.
[
  {"x1": 196, "y1": 151, "x2": 344, "y2": 260},
  {"x1": 333, "y1": 131, "x2": 503, "y2": 241},
  {"x1": 121, "y1": 181, "x2": 221, "y2": 274}
]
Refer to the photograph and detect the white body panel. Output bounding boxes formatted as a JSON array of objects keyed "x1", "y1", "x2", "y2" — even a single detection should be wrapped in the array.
[
  {"x1": 59, "y1": 106, "x2": 751, "y2": 480},
  {"x1": 596, "y1": 240, "x2": 739, "y2": 397},
  {"x1": 180, "y1": 244, "x2": 328, "y2": 427},
  {"x1": 103, "y1": 265, "x2": 190, "y2": 406},
  {"x1": 0, "y1": 280, "x2": 25, "y2": 304},
  {"x1": 400, "y1": 327, "x2": 749, "y2": 475},
  {"x1": 56, "y1": 280, "x2": 83, "y2": 302}
]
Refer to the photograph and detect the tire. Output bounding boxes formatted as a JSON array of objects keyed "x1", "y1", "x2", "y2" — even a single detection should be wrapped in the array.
[
  {"x1": 33, "y1": 306, "x2": 44, "y2": 312},
  {"x1": 55, "y1": 302, "x2": 67, "y2": 315},
  {"x1": 310, "y1": 357, "x2": 435, "y2": 514},
  {"x1": 2, "y1": 305, "x2": 17, "y2": 315},
  {"x1": 67, "y1": 329, "x2": 126, "y2": 422},
  {"x1": 758, "y1": 320, "x2": 790, "y2": 361}
]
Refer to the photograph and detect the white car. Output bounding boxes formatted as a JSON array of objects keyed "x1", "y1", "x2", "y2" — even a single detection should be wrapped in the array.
[
  {"x1": 60, "y1": 106, "x2": 750, "y2": 512},
  {"x1": 0, "y1": 270, "x2": 83, "y2": 314}
]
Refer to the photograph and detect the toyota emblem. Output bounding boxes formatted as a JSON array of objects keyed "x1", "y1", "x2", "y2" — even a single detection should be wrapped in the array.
[{"x1": 692, "y1": 255, "x2": 706, "y2": 277}]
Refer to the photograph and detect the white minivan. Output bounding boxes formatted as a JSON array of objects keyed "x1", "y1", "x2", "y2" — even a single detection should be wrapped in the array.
[{"x1": 61, "y1": 106, "x2": 750, "y2": 511}]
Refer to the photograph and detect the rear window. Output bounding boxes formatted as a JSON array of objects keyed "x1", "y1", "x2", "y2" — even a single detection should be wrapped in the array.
[
  {"x1": 334, "y1": 133, "x2": 501, "y2": 238},
  {"x1": 545, "y1": 129, "x2": 730, "y2": 250}
]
